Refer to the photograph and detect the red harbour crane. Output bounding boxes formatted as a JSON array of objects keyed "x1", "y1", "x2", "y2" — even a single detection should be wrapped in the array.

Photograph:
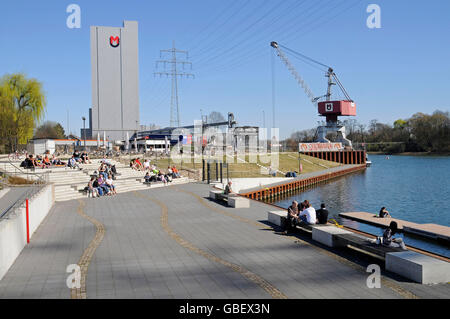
[{"x1": 270, "y1": 41, "x2": 356, "y2": 148}]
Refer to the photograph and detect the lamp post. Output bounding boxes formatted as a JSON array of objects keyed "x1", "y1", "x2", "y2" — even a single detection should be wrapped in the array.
[{"x1": 82, "y1": 117, "x2": 86, "y2": 151}]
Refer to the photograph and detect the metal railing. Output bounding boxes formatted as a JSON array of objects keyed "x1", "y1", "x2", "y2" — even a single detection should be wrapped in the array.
[
  {"x1": 0, "y1": 184, "x2": 43, "y2": 219},
  {"x1": 0, "y1": 156, "x2": 50, "y2": 184},
  {"x1": 0, "y1": 155, "x2": 49, "y2": 219}
]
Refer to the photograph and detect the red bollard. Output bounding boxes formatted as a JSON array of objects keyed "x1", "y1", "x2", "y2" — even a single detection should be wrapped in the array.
[{"x1": 26, "y1": 199, "x2": 30, "y2": 244}]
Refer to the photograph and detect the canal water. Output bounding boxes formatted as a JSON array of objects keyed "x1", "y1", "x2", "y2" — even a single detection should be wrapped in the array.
[{"x1": 271, "y1": 154, "x2": 450, "y2": 257}]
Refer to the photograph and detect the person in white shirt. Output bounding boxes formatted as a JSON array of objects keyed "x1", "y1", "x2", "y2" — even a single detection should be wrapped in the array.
[
  {"x1": 297, "y1": 200, "x2": 317, "y2": 225},
  {"x1": 143, "y1": 159, "x2": 150, "y2": 171},
  {"x1": 105, "y1": 175, "x2": 117, "y2": 195}
]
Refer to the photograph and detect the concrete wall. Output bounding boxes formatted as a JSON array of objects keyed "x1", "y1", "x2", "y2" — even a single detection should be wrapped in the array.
[
  {"x1": 0, "y1": 184, "x2": 55, "y2": 280},
  {"x1": 91, "y1": 21, "x2": 139, "y2": 141},
  {"x1": 214, "y1": 177, "x2": 293, "y2": 193}
]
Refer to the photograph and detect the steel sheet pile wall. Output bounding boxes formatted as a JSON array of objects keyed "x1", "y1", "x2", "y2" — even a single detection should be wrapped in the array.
[
  {"x1": 302, "y1": 150, "x2": 366, "y2": 165},
  {"x1": 241, "y1": 165, "x2": 366, "y2": 201}
]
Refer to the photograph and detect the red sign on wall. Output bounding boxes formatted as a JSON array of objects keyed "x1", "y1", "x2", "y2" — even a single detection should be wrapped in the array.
[{"x1": 110, "y1": 36, "x2": 120, "y2": 48}]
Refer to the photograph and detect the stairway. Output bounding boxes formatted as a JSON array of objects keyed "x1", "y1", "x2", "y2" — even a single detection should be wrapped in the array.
[{"x1": 0, "y1": 159, "x2": 191, "y2": 202}]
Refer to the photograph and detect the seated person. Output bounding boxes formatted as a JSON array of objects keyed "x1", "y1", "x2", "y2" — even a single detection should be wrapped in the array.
[
  {"x1": 171, "y1": 166, "x2": 180, "y2": 178},
  {"x1": 157, "y1": 171, "x2": 168, "y2": 184},
  {"x1": 68, "y1": 156, "x2": 81, "y2": 169},
  {"x1": 51, "y1": 154, "x2": 61, "y2": 165},
  {"x1": 382, "y1": 221, "x2": 407, "y2": 250},
  {"x1": 43, "y1": 155, "x2": 51, "y2": 168},
  {"x1": 80, "y1": 152, "x2": 87, "y2": 164},
  {"x1": 99, "y1": 163, "x2": 108, "y2": 179},
  {"x1": 224, "y1": 181, "x2": 233, "y2": 195},
  {"x1": 296, "y1": 200, "x2": 317, "y2": 225},
  {"x1": 93, "y1": 177, "x2": 103, "y2": 196},
  {"x1": 135, "y1": 158, "x2": 143, "y2": 170},
  {"x1": 87, "y1": 177, "x2": 98, "y2": 198},
  {"x1": 24, "y1": 155, "x2": 36, "y2": 170},
  {"x1": 97, "y1": 175, "x2": 110, "y2": 195},
  {"x1": 379, "y1": 207, "x2": 391, "y2": 218},
  {"x1": 144, "y1": 172, "x2": 152, "y2": 183},
  {"x1": 316, "y1": 203, "x2": 329, "y2": 225},
  {"x1": 167, "y1": 166, "x2": 173, "y2": 178},
  {"x1": 34, "y1": 155, "x2": 45, "y2": 169},
  {"x1": 73, "y1": 150, "x2": 81, "y2": 162},
  {"x1": 105, "y1": 174, "x2": 117, "y2": 195},
  {"x1": 143, "y1": 159, "x2": 150, "y2": 171},
  {"x1": 284, "y1": 201, "x2": 300, "y2": 234}
]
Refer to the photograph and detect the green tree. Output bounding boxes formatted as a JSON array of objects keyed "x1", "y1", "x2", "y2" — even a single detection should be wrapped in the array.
[
  {"x1": 0, "y1": 73, "x2": 46, "y2": 150},
  {"x1": 34, "y1": 121, "x2": 66, "y2": 139},
  {"x1": 394, "y1": 119, "x2": 407, "y2": 129}
]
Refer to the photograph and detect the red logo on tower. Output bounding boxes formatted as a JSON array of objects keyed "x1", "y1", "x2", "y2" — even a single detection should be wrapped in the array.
[{"x1": 110, "y1": 36, "x2": 120, "y2": 48}]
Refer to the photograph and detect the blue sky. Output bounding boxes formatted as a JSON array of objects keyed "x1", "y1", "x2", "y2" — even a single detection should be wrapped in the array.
[{"x1": 1, "y1": 0, "x2": 449, "y2": 139}]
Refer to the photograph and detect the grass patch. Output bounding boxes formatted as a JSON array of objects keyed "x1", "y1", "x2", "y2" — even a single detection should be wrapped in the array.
[
  {"x1": 134, "y1": 152, "x2": 342, "y2": 179},
  {"x1": 7, "y1": 176, "x2": 35, "y2": 185}
]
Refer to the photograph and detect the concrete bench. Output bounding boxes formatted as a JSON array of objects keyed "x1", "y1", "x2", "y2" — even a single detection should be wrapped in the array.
[
  {"x1": 210, "y1": 191, "x2": 250, "y2": 208},
  {"x1": 267, "y1": 211, "x2": 326, "y2": 231},
  {"x1": 228, "y1": 196, "x2": 250, "y2": 208},
  {"x1": 335, "y1": 233, "x2": 404, "y2": 259},
  {"x1": 386, "y1": 251, "x2": 450, "y2": 284},
  {"x1": 312, "y1": 226, "x2": 355, "y2": 248},
  {"x1": 268, "y1": 211, "x2": 287, "y2": 227},
  {"x1": 209, "y1": 190, "x2": 223, "y2": 200}
]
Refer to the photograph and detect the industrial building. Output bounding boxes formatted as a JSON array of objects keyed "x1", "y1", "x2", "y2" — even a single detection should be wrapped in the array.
[{"x1": 89, "y1": 20, "x2": 140, "y2": 141}]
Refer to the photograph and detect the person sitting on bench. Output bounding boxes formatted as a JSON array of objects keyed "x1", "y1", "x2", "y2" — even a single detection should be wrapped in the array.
[
  {"x1": 379, "y1": 207, "x2": 391, "y2": 218},
  {"x1": 284, "y1": 201, "x2": 300, "y2": 234},
  {"x1": 297, "y1": 200, "x2": 317, "y2": 225},
  {"x1": 382, "y1": 221, "x2": 407, "y2": 250},
  {"x1": 316, "y1": 203, "x2": 329, "y2": 225},
  {"x1": 224, "y1": 181, "x2": 233, "y2": 195}
]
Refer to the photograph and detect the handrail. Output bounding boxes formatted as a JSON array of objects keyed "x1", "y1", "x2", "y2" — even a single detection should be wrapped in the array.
[
  {"x1": 0, "y1": 183, "x2": 43, "y2": 219},
  {"x1": 0, "y1": 155, "x2": 49, "y2": 219},
  {"x1": 1, "y1": 155, "x2": 49, "y2": 185}
]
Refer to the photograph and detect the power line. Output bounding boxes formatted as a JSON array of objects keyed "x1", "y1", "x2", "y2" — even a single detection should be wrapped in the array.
[
  {"x1": 190, "y1": 0, "x2": 273, "y2": 61},
  {"x1": 182, "y1": 0, "x2": 252, "y2": 54},
  {"x1": 196, "y1": 0, "x2": 356, "y2": 76},
  {"x1": 192, "y1": 0, "x2": 324, "y2": 72}
]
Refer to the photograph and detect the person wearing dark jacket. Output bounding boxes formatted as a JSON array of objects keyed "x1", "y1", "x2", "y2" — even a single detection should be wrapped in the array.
[
  {"x1": 379, "y1": 207, "x2": 391, "y2": 218},
  {"x1": 284, "y1": 201, "x2": 301, "y2": 234},
  {"x1": 316, "y1": 203, "x2": 329, "y2": 225}
]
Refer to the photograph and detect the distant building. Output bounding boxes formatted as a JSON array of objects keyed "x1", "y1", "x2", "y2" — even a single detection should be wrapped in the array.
[
  {"x1": 80, "y1": 108, "x2": 93, "y2": 140},
  {"x1": 90, "y1": 20, "x2": 140, "y2": 141}
]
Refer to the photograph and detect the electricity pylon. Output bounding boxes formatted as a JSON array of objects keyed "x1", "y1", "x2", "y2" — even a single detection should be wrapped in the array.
[{"x1": 155, "y1": 41, "x2": 194, "y2": 128}]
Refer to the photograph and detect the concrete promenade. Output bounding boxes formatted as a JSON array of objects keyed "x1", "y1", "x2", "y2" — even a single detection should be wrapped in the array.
[{"x1": 0, "y1": 183, "x2": 448, "y2": 299}]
